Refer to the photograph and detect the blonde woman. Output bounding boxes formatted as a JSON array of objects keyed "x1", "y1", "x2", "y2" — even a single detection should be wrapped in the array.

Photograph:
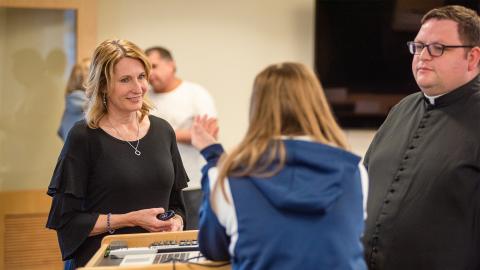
[
  {"x1": 57, "y1": 58, "x2": 90, "y2": 141},
  {"x1": 47, "y1": 39, "x2": 188, "y2": 269},
  {"x1": 192, "y1": 62, "x2": 368, "y2": 270}
]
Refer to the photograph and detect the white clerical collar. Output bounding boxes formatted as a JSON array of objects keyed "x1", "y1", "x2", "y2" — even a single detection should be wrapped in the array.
[{"x1": 423, "y1": 93, "x2": 446, "y2": 105}]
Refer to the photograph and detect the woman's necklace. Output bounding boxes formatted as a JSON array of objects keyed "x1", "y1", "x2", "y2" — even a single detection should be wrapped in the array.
[{"x1": 107, "y1": 113, "x2": 141, "y2": 156}]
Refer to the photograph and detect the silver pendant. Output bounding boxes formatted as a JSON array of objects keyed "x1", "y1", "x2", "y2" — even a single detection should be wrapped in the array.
[{"x1": 135, "y1": 149, "x2": 141, "y2": 156}]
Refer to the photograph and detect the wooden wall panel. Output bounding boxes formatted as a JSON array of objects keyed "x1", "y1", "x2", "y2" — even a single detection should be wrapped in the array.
[
  {"x1": 0, "y1": 190, "x2": 59, "y2": 270},
  {"x1": 5, "y1": 213, "x2": 62, "y2": 270}
]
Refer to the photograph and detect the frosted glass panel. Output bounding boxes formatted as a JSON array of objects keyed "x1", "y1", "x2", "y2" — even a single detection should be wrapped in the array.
[{"x1": 0, "y1": 8, "x2": 76, "y2": 190}]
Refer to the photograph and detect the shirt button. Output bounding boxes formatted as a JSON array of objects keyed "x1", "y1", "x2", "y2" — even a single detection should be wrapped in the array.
[
  {"x1": 409, "y1": 146, "x2": 415, "y2": 150},
  {"x1": 390, "y1": 189, "x2": 395, "y2": 193},
  {"x1": 399, "y1": 167, "x2": 405, "y2": 171},
  {"x1": 384, "y1": 200, "x2": 390, "y2": 204}
]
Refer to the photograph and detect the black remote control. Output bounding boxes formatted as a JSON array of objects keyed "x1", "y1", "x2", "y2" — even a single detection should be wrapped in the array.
[{"x1": 157, "y1": 210, "x2": 175, "y2": 221}]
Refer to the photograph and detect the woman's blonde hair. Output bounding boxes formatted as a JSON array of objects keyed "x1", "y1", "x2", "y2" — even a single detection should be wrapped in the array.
[
  {"x1": 84, "y1": 39, "x2": 153, "y2": 128},
  {"x1": 65, "y1": 58, "x2": 90, "y2": 95},
  {"x1": 215, "y1": 62, "x2": 349, "y2": 202}
]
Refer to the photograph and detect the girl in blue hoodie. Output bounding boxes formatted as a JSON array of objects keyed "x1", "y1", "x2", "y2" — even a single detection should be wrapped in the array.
[
  {"x1": 192, "y1": 62, "x2": 368, "y2": 270},
  {"x1": 57, "y1": 58, "x2": 90, "y2": 141}
]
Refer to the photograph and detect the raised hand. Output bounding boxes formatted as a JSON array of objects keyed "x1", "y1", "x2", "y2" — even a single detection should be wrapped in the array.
[{"x1": 191, "y1": 115, "x2": 219, "y2": 150}]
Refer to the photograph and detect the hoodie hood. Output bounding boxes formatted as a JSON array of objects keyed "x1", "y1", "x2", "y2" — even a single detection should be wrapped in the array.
[
  {"x1": 249, "y1": 139, "x2": 360, "y2": 214},
  {"x1": 65, "y1": 90, "x2": 87, "y2": 113}
]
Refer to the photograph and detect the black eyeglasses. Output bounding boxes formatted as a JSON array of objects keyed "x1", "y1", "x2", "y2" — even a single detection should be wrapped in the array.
[{"x1": 407, "y1": 41, "x2": 474, "y2": 57}]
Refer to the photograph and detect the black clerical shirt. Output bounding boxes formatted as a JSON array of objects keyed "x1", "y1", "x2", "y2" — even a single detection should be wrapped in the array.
[{"x1": 363, "y1": 76, "x2": 480, "y2": 270}]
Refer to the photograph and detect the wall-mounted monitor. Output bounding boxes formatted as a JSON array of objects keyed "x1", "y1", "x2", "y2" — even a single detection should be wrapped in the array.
[{"x1": 315, "y1": 0, "x2": 479, "y2": 128}]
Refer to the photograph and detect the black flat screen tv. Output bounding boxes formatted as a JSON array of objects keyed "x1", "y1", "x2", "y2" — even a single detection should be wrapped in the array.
[{"x1": 315, "y1": 0, "x2": 479, "y2": 128}]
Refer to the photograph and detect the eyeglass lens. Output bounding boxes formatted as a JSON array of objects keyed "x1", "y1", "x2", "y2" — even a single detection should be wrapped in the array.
[{"x1": 408, "y1": 42, "x2": 444, "y2": 56}]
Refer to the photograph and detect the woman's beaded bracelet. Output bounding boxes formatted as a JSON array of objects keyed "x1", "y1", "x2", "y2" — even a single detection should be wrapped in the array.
[{"x1": 107, "y1": 213, "x2": 115, "y2": 234}]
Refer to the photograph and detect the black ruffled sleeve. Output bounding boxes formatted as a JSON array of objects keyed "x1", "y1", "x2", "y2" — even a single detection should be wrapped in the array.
[
  {"x1": 169, "y1": 126, "x2": 189, "y2": 190},
  {"x1": 167, "y1": 124, "x2": 188, "y2": 226},
  {"x1": 169, "y1": 189, "x2": 186, "y2": 227},
  {"x1": 46, "y1": 124, "x2": 99, "y2": 260}
]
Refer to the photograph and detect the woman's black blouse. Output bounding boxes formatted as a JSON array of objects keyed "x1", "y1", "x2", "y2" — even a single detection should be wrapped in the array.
[{"x1": 46, "y1": 115, "x2": 188, "y2": 267}]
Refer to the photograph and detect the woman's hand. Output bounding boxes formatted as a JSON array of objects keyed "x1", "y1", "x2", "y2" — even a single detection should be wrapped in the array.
[
  {"x1": 90, "y1": 207, "x2": 177, "y2": 236},
  {"x1": 168, "y1": 215, "x2": 184, "y2": 232},
  {"x1": 191, "y1": 115, "x2": 219, "y2": 150},
  {"x1": 127, "y1": 208, "x2": 176, "y2": 232}
]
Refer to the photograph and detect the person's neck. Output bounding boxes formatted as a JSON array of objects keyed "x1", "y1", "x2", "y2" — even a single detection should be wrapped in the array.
[
  {"x1": 106, "y1": 110, "x2": 138, "y2": 126},
  {"x1": 421, "y1": 85, "x2": 454, "y2": 96},
  {"x1": 422, "y1": 74, "x2": 478, "y2": 96},
  {"x1": 162, "y1": 77, "x2": 182, "y2": 93},
  {"x1": 104, "y1": 110, "x2": 142, "y2": 142}
]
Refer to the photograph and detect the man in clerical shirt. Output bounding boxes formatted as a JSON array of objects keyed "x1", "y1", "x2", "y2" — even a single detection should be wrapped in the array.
[{"x1": 363, "y1": 5, "x2": 480, "y2": 270}]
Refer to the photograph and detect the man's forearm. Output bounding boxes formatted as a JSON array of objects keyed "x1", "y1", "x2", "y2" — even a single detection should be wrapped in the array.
[{"x1": 175, "y1": 129, "x2": 192, "y2": 144}]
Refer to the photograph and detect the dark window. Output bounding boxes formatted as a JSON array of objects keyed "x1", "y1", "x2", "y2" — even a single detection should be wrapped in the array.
[{"x1": 315, "y1": 0, "x2": 479, "y2": 128}]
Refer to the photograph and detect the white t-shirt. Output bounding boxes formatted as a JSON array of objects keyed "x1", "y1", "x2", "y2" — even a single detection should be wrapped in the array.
[{"x1": 149, "y1": 81, "x2": 217, "y2": 189}]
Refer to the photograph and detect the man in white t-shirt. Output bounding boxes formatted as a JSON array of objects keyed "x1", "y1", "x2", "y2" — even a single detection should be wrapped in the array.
[{"x1": 146, "y1": 46, "x2": 217, "y2": 230}]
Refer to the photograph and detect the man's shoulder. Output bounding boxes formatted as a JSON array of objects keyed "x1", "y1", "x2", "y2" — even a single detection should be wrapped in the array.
[
  {"x1": 468, "y1": 88, "x2": 480, "y2": 105},
  {"x1": 386, "y1": 91, "x2": 423, "y2": 111},
  {"x1": 372, "y1": 92, "x2": 422, "y2": 132},
  {"x1": 387, "y1": 91, "x2": 423, "y2": 114},
  {"x1": 397, "y1": 91, "x2": 423, "y2": 106},
  {"x1": 179, "y1": 81, "x2": 210, "y2": 94}
]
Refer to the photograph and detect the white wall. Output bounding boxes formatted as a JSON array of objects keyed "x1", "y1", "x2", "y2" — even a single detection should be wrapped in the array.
[
  {"x1": 98, "y1": 0, "x2": 315, "y2": 150},
  {"x1": 345, "y1": 130, "x2": 376, "y2": 157}
]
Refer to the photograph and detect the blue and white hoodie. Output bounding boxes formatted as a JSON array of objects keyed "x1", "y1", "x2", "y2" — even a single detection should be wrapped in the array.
[
  {"x1": 198, "y1": 138, "x2": 368, "y2": 270},
  {"x1": 58, "y1": 90, "x2": 87, "y2": 141}
]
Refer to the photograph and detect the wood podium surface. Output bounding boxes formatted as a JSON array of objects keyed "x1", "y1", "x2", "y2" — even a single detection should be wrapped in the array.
[{"x1": 79, "y1": 230, "x2": 231, "y2": 270}]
